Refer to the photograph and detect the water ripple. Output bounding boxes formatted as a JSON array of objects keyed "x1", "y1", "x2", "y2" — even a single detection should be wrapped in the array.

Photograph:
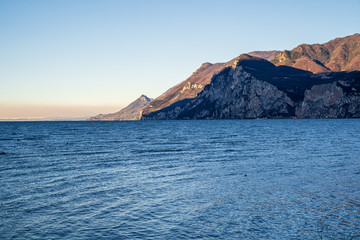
[{"x1": 0, "y1": 120, "x2": 360, "y2": 239}]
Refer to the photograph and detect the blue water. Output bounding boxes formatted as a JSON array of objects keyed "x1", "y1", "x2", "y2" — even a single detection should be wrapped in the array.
[{"x1": 0, "y1": 120, "x2": 360, "y2": 239}]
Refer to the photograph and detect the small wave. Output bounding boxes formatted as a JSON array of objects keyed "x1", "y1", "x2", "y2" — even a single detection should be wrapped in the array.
[
  {"x1": 59, "y1": 151, "x2": 112, "y2": 156},
  {"x1": 131, "y1": 149, "x2": 183, "y2": 154},
  {"x1": 23, "y1": 136, "x2": 45, "y2": 141}
]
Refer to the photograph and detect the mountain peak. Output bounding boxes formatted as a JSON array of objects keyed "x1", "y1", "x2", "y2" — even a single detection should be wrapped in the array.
[
  {"x1": 232, "y1": 54, "x2": 253, "y2": 68},
  {"x1": 88, "y1": 95, "x2": 153, "y2": 121},
  {"x1": 139, "y1": 95, "x2": 151, "y2": 101},
  {"x1": 238, "y1": 54, "x2": 270, "y2": 62},
  {"x1": 201, "y1": 62, "x2": 213, "y2": 67},
  {"x1": 232, "y1": 54, "x2": 271, "y2": 69}
]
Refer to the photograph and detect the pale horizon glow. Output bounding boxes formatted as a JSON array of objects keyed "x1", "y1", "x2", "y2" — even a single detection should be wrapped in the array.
[
  {"x1": 1, "y1": 0, "x2": 359, "y2": 119},
  {"x1": 0, "y1": 103, "x2": 123, "y2": 119}
]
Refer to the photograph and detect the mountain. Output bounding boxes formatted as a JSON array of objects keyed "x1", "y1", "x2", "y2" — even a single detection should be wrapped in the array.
[
  {"x1": 271, "y1": 33, "x2": 360, "y2": 73},
  {"x1": 141, "y1": 55, "x2": 360, "y2": 119},
  {"x1": 142, "y1": 51, "x2": 280, "y2": 116},
  {"x1": 88, "y1": 95, "x2": 153, "y2": 121},
  {"x1": 93, "y1": 34, "x2": 360, "y2": 120},
  {"x1": 141, "y1": 60, "x2": 235, "y2": 116},
  {"x1": 247, "y1": 50, "x2": 280, "y2": 61}
]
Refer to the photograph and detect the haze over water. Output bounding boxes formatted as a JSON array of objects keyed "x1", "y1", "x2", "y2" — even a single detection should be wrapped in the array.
[{"x1": 1, "y1": 119, "x2": 359, "y2": 239}]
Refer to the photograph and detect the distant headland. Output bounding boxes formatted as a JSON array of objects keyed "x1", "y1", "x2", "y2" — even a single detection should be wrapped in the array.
[{"x1": 89, "y1": 34, "x2": 360, "y2": 120}]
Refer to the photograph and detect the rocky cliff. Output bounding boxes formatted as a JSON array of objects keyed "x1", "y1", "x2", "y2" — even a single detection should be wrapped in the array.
[
  {"x1": 141, "y1": 60, "x2": 236, "y2": 116},
  {"x1": 142, "y1": 51, "x2": 281, "y2": 116},
  {"x1": 88, "y1": 95, "x2": 153, "y2": 121},
  {"x1": 296, "y1": 79, "x2": 360, "y2": 118},
  {"x1": 142, "y1": 55, "x2": 360, "y2": 120},
  {"x1": 142, "y1": 34, "x2": 360, "y2": 118}
]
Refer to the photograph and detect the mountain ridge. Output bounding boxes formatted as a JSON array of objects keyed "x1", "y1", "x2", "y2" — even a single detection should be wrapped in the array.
[
  {"x1": 271, "y1": 33, "x2": 360, "y2": 73},
  {"x1": 247, "y1": 50, "x2": 281, "y2": 61},
  {"x1": 141, "y1": 55, "x2": 360, "y2": 120},
  {"x1": 90, "y1": 34, "x2": 360, "y2": 120},
  {"x1": 88, "y1": 95, "x2": 153, "y2": 121},
  {"x1": 142, "y1": 51, "x2": 280, "y2": 116}
]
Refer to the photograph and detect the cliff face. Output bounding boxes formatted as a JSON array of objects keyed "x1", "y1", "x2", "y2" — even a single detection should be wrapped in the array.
[
  {"x1": 88, "y1": 95, "x2": 153, "y2": 121},
  {"x1": 142, "y1": 55, "x2": 360, "y2": 120},
  {"x1": 92, "y1": 34, "x2": 360, "y2": 120},
  {"x1": 142, "y1": 51, "x2": 281, "y2": 116},
  {"x1": 271, "y1": 33, "x2": 360, "y2": 73},
  {"x1": 141, "y1": 60, "x2": 235, "y2": 116},
  {"x1": 296, "y1": 80, "x2": 360, "y2": 118}
]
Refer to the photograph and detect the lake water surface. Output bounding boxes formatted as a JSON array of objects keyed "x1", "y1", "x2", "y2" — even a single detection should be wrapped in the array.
[{"x1": 1, "y1": 120, "x2": 360, "y2": 239}]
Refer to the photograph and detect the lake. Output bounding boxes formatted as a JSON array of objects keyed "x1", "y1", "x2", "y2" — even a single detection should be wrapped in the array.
[{"x1": 1, "y1": 120, "x2": 359, "y2": 239}]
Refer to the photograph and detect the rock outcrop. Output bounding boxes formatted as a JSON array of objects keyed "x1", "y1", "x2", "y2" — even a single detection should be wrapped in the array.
[
  {"x1": 88, "y1": 95, "x2": 153, "y2": 121},
  {"x1": 296, "y1": 80, "x2": 360, "y2": 118},
  {"x1": 142, "y1": 55, "x2": 360, "y2": 120}
]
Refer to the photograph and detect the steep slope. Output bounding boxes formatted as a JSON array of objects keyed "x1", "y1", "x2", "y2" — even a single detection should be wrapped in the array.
[
  {"x1": 88, "y1": 95, "x2": 153, "y2": 121},
  {"x1": 271, "y1": 33, "x2": 360, "y2": 73},
  {"x1": 142, "y1": 55, "x2": 360, "y2": 119},
  {"x1": 141, "y1": 59, "x2": 236, "y2": 116},
  {"x1": 142, "y1": 51, "x2": 280, "y2": 116}
]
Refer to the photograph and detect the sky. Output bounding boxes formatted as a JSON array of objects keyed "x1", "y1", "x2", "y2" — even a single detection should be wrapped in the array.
[{"x1": 0, "y1": 0, "x2": 359, "y2": 119}]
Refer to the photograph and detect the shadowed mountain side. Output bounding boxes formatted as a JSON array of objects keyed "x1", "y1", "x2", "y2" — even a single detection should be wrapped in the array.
[
  {"x1": 142, "y1": 55, "x2": 360, "y2": 120},
  {"x1": 88, "y1": 95, "x2": 153, "y2": 121},
  {"x1": 271, "y1": 33, "x2": 360, "y2": 73}
]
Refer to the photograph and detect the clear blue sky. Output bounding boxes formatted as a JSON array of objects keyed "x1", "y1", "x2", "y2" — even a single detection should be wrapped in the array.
[{"x1": 1, "y1": 0, "x2": 359, "y2": 118}]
